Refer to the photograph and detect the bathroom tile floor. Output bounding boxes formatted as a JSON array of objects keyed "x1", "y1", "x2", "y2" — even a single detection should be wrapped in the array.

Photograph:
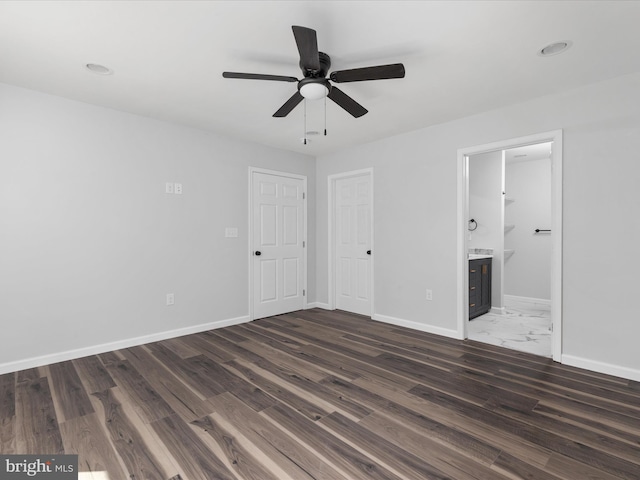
[{"x1": 468, "y1": 297, "x2": 551, "y2": 357}]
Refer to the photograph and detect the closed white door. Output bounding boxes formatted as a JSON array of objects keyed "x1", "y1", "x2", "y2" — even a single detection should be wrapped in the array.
[
  {"x1": 252, "y1": 171, "x2": 305, "y2": 319},
  {"x1": 335, "y1": 174, "x2": 372, "y2": 316}
]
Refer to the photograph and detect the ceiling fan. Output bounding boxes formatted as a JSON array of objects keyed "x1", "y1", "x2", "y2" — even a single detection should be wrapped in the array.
[{"x1": 222, "y1": 26, "x2": 405, "y2": 118}]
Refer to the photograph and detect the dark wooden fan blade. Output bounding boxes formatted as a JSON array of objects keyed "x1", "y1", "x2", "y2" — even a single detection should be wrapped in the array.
[
  {"x1": 330, "y1": 63, "x2": 405, "y2": 83},
  {"x1": 223, "y1": 72, "x2": 298, "y2": 82},
  {"x1": 273, "y1": 91, "x2": 304, "y2": 117},
  {"x1": 292, "y1": 26, "x2": 320, "y2": 71},
  {"x1": 327, "y1": 87, "x2": 368, "y2": 118}
]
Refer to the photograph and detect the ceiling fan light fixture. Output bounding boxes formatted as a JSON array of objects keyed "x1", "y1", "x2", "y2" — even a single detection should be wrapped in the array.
[{"x1": 300, "y1": 82, "x2": 329, "y2": 100}]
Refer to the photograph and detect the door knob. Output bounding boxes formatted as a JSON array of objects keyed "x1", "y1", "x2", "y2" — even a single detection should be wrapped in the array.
[
  {"x1": 366, "y1": 250, "x2": 371, "y2": 255},
  {"x1": 254, "y1": 251, "x2": 262, "y2": 256}
]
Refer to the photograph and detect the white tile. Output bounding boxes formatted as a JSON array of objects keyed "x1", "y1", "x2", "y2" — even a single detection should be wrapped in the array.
[{"x1": 468, "y1": 299, "x2": 551, "y2": 357}]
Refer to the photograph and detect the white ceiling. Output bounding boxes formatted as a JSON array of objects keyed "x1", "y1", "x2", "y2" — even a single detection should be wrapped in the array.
[{"x1": 1, "y1": 1, "x2": 639, "y2": 156}]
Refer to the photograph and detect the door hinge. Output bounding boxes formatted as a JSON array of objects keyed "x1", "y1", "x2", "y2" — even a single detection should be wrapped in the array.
[
  {"x1": 302, "y1": 192, "x2": 306, "y2": 200},
  {"x1": 303, "y1": 241, "x2": 306, "y2": 247},
  {"x1": 303, "y1": 289, "x2": 306, "y2": 296}
]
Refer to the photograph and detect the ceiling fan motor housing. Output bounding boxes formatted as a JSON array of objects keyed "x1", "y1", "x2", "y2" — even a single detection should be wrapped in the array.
[{"x1": 301, "y1": 51, "x2": 331, "y2": 77}]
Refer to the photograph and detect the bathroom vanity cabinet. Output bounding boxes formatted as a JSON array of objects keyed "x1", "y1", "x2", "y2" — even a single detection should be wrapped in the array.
[{"x1": 469, "y1": 257, "x2": 492, "y2": 319}]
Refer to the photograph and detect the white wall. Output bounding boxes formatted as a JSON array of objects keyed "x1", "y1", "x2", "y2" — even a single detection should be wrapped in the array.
[
  {"x1": 0, "y1": 83, "x2": 315, "y2": 372},
  {"x1": 316, "y1": 72, "x2": 640, "y2": 380},
  {"x1": 468, "y1": 150, "x2": 504, "y2": 309},
  {"x1": 504, "y1": 158, "x2": 552, "y2": 300}
]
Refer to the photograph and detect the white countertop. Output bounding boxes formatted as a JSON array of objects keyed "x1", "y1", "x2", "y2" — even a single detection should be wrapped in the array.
[{"x1": 468, "y1": 254, "x2": 493, "y2": 260}]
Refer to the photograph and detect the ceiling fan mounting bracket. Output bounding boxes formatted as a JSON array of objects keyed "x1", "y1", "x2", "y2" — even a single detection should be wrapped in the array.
[{"x1": 301, "y1": 51, "x2": 331, "y2": 78}]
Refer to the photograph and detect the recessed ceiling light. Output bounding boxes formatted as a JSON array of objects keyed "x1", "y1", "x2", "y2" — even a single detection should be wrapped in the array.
[
  {"x1": 538, "y1": 41, "x2": 572, "y2": 57},
  {"x1": 85, "y1": 63, "x2": 113, "y2": 75}
]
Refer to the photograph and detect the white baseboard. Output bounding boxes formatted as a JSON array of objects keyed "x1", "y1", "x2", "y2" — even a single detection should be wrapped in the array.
[
  {"x1": 562, "y1": 354, "x2": 640, "y2": 382},
  {"x1": 306, "y1": 302, "x2": 332, "y2": 310},
  {"x1": 504, "y1": 294, "x2": 551, "y2": 306},
  {"x1": 0, "y1": 315, "x2": 250, "y2": 375},
  {"x1": 490, "y1": 306, "x2": 506, "y2": 315},
  {"x1": 372, "y1": 313, "x2": 460, "y2": 339}
]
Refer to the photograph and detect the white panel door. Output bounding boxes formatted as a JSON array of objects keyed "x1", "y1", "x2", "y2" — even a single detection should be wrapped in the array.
[
  {"x1": 335, "y1": 174, "x2": 371, "y2": 316},
  {"x1": 252, "y1": 171, "x2": 305, "y2": 319}
]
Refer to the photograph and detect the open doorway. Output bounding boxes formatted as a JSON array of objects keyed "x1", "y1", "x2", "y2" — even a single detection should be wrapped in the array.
[{"x1": 457, "y1": 131, "x2": 563, "y2": 361}]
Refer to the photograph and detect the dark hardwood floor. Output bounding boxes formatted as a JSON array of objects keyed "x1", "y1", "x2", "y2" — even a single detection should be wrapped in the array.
[{"x1": 1, "y1": 308, "x2": 639, "y2": 479}]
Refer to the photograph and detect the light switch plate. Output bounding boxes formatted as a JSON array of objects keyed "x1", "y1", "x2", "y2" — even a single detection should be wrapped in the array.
[{"x1": 225, "y1": 227, "x2": 238, "y2": 238}]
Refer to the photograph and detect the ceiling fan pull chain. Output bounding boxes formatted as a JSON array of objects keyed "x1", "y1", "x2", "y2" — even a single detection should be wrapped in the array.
[
  {"x1": 324, "y1": 96, "x2": 327, "y2": 136},
  {"x1": 303, "y1": 99, "x2": 307, "y2": 145}
]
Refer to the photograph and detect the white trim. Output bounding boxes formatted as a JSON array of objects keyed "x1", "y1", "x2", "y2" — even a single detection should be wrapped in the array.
[
  {"x1": 457, "y1": 130, "x2": 563, "y2": 361},
  {"x1": 504, "y1": 294, "x2": 551, "y2": 306},
  {"x1": 248, "y1": 167, "x2": 308, "y2": 320},
  {"x1": 562, "y1": 355, "x2": 640, "y2": 382},
  {"x1": 306, "y1": 302, "x2": 332, "y2": 310},
  {"x1": 0, "y1": 315, "x2": 250, "y2": 375},
  {"x1": 490, "y1": 306, "x2": 506, "y2": 315},
  {"x1": 373, "y1": 314, "x2": 459, "y2": 339},
  {"x1": 327, "y1": 168, "x2": 374, "y2": 316}
]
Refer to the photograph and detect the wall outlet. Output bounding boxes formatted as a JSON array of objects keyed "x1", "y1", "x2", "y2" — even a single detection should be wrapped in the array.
[
  {"x1": 426, "y1": 289, "x2": 433, "y2": 301},
  {"x1": 225, "y1": 227, "x2": 238, "y2": 238},
  {"x1": 166, "y1": 293, "x2": 175, "y2": 306},
  {"x1": 165, "y1": 182, "x2": 174, "y2": 194},
  {"x1": 174, "y1": 183, "x2": 183, "y2": 195}
]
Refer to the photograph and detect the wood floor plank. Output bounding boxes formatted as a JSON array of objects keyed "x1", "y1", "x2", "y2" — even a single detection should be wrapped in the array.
[
  {"x1": 225, "y1": 339, "x2": 372, "y2": 419},
  {"x1": 179, "y1": 334, "x2": 235, "y2": 363},
  {"x1": 72, "y1": 355, "x2": 116, "y2": 394},
  {"x1": 223, "y1": 359, "x2": 330, "y2": 421},
  {"x1": 192, "y1": 414, "x2": 282, "y2": 480},
  {"x1": 320, "y1": 375, "x2": 502, "y2": 465},
  {"x1": 4, "y1": 308, "x2": 639, "y2": 480},
  {"x1": 209, "y1": 392, "x2": 347, "y2": 480},
  {"x1": 150, "y1": 414, "x2": 236, "y2": 480},
  {"x1": 359, "y1": 411, "x2": 511, "y2": 480},
  {"x1": 119, "y1": 346, "x2": 216, "y2": 422},
  {"x1": 146, "y1": 344, "x2": 228, "y2": 398},
  {"x1": 59, "y1": 412, "x2": 127, "y2": 477},
  {"x1": 14, "y1": 376, "x2": 64, "y2": 454},
  {"x1": 351, "y1": 373, "x2": 554, "y2": 468},
  {"x1": 318, "y1": 411, "x2": 457, "y2": 480},
  {"x1": 103, "y1": 359, "x2": 175, "y2": 423},
  {"x1": 263, "y1": 402, "x2": 404, "y2": 480},
  {"x1": 92, "y1": 388, "x2": 167, "y2": 480},
  {"x1": 47, "y1": 361, "x2": 95, "y2": 422},
  {"x1": 0, "y1": 415, "x2": 15, "y2": 454},
  {"x1": 544, "y1": 452, "x2": 628, "y2": 480},
  {"x1": 0, "y1": 373, "x2": 15, "y2": 454},
  {"x1": 409, "y1": 382, "x2": 640, "y2": 480},
  {"x1": 0, "y1": 372, "x2": 15, "y2": 420}
]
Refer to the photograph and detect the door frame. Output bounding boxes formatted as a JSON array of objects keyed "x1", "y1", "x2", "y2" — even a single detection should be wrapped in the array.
[
  {"x1": 457, "y1": 130, "x2": 563, "y2": 361},
  {"x1": 248, "y1": 167, "x2": 308, "y2": 321},
  {"x1": 327, "y1": 168, "x2": 374, "y2": 314}
]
